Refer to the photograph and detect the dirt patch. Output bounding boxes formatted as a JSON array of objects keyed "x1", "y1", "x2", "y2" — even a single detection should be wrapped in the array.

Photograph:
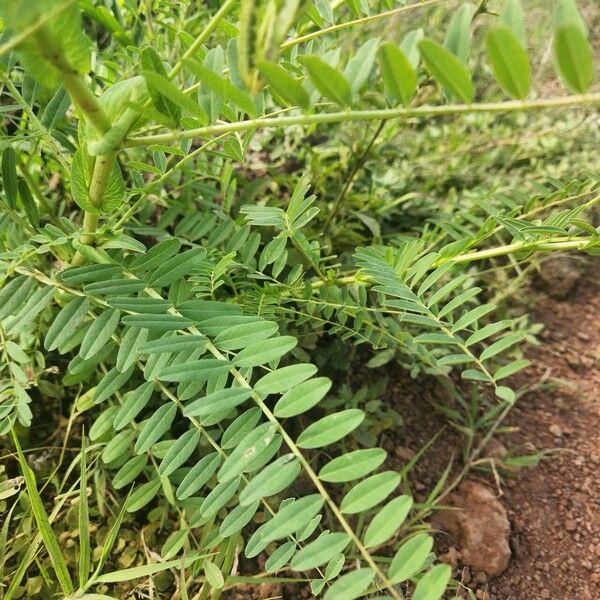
[
  {"x1": 382, "y1": 260, "x2": 600, "y2": 600},
  {"x1": 490, "y1": 267, "x2": 600, "y2": 600}
]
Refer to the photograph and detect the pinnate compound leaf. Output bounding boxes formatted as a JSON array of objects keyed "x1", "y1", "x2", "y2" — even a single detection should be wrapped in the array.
[
  {"x1": 418, "y1": 39, "x2": 474, "y2": 102},
  {"x1": 378, "y1": 42, "x2": 417, "y2": 106},
  {"x1": 273, "y1": 377, "x2": 332, "y2": 418},
  {"x1": 297, "y1": 56, "x2": 352, "y2": 107},
  {"x1": 239, "y1": 454, "x2": 301, "y2": 505},
  {"x1": 340, "y1": 471, "x2": 400, "y2": 514},
  {"x1": 388, "y1": 533, "x2": 433, "y2": 582},
  {"x1": 486, "y1": 26, "x2": 530, "y2": 99},
  {"x1": 296, "y1": 409, "x2": 364, "y2": 449},
  {"x1": 291, "y1": 532, "x2": 351, "y2": 571},
  {"x1": 323, "y1": 568, "x2": 375, "y2": 600},
  {"x1": 257, "y1": 61, "x2": 310, "y2": 109},
  {"x1": 134, "y1": 404, "x2": 177, "y2": 454},
  {"x1": 319, "y1": 448, "x2": 387, "y2": 482},
  {"x1": 413, "y1": 564, "x2": 452, "y2": 600},
  {"x1": 553, "y1": 23, "x2": 593, "y2": 93},
  {"x1": 363, "y1": 495, "x2": 413, "y2": 547}
]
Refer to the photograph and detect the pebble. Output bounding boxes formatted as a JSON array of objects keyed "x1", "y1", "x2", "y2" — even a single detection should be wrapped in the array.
[
  {"x1": 549, "y1": 424, "x2": 563, "y2": 437},
  {"x1": 541, "y1": 589, "x2": 551, "y2": 599}
]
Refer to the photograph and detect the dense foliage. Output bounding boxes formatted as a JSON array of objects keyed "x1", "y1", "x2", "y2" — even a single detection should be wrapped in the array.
[{"x1": 0, "y1": 0, "x2": 598, "y2": 598}]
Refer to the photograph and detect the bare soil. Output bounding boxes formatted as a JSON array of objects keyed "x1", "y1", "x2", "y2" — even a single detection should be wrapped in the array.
[{"x1": 384, "y1": 260, "x2": 600, "y2": 600}]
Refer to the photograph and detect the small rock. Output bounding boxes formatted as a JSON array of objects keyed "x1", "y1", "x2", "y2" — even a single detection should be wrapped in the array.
[
  {"x1": 541, "y1": 590, "x2": 551, "y2": 599},
  {"x1": 565, "y1": 519, "x2": 577, "y2": 532},
  {"x1": 432, "y1": 481, "x2": 511, "y2": 576},
  {"x1": 549, "y1": 424, "x2": 563, "y2": 437},
  {"x1": 440, "y1": 546, "x2": 460, "y2": 569},
  {"x1": 482, "y1": 437, "x2": 508, "y2": 460},
  {"x1": 394, "y1": 446, "x2": 416, "y2": 461},
  {"x1": 537, "y1": 255, "x2": 582, "y2": 299},
  {"x1": 474, "y1": 571, "x2": 488, "y2": 585}
]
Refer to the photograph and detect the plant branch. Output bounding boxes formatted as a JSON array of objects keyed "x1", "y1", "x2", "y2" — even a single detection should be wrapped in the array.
[
  {"x1": 123, "y1": 94, "x2": 600, "y2": 148},
  {"x1": 72, "y1": 151, "x2": 118, "y2": 265},
  {"x1": 33, "y1": 26, "x2": 111, "y2": 136},
  {"x1": 280, "y1": 0, "x2": 449, "y2": 50},
  {"x1": 311, "y1": 235, "x2": 597, "y2": 289},
  {"x1": 324, "y1": 120, "x2": 386, "y2": 231}
]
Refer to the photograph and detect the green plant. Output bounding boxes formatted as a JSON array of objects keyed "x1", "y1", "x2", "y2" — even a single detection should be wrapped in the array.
[{"x1": 0, "y1": 0, "x2": 598, "y2": 598}]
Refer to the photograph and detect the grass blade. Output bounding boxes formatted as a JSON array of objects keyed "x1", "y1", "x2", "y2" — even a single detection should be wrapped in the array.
[
  {"x1": 79, "y1": 431, "x2": 91, "y2": 588},
  {"x1": 11, "y1": 431, "x2": 74, "y2": 595}
]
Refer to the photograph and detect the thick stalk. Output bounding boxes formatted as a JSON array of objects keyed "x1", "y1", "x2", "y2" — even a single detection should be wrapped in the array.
[
  {"x1": 33, "y1": 26, "x2": 111, "y2": 135},
  {"x1": 72, "y1": 151, "x2": 118, "y2": 264},
  {"x1": 123, "y1": 94, "x2": 600, "y2": 148},
  {"x1": 32, "y1": 24, "x2": 113, "y2": 263}
]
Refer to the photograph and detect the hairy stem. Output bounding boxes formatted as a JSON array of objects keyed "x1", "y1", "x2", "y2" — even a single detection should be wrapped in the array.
[
  {"x1": 33, "y1": 26, "x2": 111, "y2": 135},
  {"x1": 123, "y1": 94, "x2": 600, "y2": 148},
  {"x1": 72, "y1": 151, "x2": 118, "y2": 264},
  {"x1": 311, "y1": 235, "x2": 596, "y2": 289}
]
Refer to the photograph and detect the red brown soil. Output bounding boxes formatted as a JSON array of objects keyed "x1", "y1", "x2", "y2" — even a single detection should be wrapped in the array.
[{"x1": 383, "y1": 261, "x2": 600, "y2": 600}]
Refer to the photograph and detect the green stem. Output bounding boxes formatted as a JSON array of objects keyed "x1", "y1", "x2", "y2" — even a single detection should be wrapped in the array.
[
  {"x1": 33, "y1": 26, "x2": 111, "y2": 135},
  {"x1": 72, "y1": 151, "x2": 118, "y2": 264},
  {"x1": 311, "y1": 236, "x2": 596, "y2": 289},
  {"x1": 280, "y1": 0, "x2": 449, "y2": 50},
  {"x1": 324, "y1": 120, "x2": 386, "y2": 231},
  {"x1": 123, "y1": 94, "x2": 600, "y2": 148},
  {"x1": 168, "y1": 0, "x2": 237, "y2": 80}
]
